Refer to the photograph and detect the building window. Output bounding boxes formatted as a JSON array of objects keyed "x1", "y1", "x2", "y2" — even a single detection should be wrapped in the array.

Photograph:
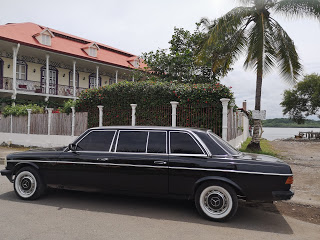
[
  {"x1": 89, "y1": 73, "x2": 101, "y2": 89},
  {"x1": 69, "y1": 71, "x2": 79, "y2": 88},
  {"x1": 41, "y1": 65, "x2": 58, "y2": 95},
  {"x1": 16, "y1": 61, "x2": 27, "y2": 80},
  {"x1": 89, "y1": 47, "x2": 97, "y2": 57},
  {"x1": 109, "y1": 78, "x2": 116, "y2": 85},
  {"x1": 41, "y1": 34, "x2": 51, "y2": 46}
]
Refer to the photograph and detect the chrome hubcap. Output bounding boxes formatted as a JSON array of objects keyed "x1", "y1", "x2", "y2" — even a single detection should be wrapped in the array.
[
  {"x1": 15, "y1": 171, "x2": 37, "y2": 198},
  {"x1": 200, "y1": 186, "x2": 232, "y2": 219}
]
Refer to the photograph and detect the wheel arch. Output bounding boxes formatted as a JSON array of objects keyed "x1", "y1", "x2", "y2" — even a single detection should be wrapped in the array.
[
  {"x1": 12, "y1": 162, "x2": 40, "y2": 175},
  {"x1": 193, "y1": 176, "x2": 245, "y2": 199}
]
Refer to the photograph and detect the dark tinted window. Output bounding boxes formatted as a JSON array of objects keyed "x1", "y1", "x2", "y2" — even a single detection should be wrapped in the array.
[
  {"x1": 208, "y1": 132, "x2": 240, "y2": 155},
  {"x1": 195, "y1": 131, "x2": 227, "y2": 155},
  {"x1": 147, "y1": 132, "x2": 166, "y2": 153},
  {"x1": 170, "y1": 132, "x2": 203, "y2": 154},
  {"x1": 77, "y1": 131, "x2": 115, "y2": 151},
  {"x1": 117, "y1": 131, "x2": 148, "y2": 152}
]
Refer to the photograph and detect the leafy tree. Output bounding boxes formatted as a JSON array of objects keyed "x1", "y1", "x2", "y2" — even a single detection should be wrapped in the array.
[
  {"x1": 142, "y1": 23, "x2": 232, "y2": 84},
  {"x1": 281, "y1": 73, "x2": 320, "y2": 123},
  {"x1": 199, "y1": 0, "x2": 320, "y2": 150}
]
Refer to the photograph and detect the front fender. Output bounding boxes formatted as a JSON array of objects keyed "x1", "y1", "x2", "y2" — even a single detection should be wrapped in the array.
[
  {"x1": 12, "y1": 162, "x2": 40, "y2": 175},
  {"x1": 193, "y1": 176, "x2": 245, "y2": 198}
]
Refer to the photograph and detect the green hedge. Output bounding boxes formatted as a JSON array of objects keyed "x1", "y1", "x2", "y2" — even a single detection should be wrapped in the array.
[{"x1": 76, "y1": 81, "x2": 234, "y2": 130}]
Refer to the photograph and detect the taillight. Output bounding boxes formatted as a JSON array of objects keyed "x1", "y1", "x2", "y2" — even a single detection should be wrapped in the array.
[{"x1": 285, "y1": 176, "x2": 293, "y2": 185}]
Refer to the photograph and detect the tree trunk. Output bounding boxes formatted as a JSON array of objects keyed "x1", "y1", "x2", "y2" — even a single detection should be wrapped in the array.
[{"x1": 246, "y1": 66, "x2": 263, "y2": 151}]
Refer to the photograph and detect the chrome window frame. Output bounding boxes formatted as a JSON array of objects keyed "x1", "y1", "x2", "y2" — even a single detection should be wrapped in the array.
[
  {"x1": 73, "y1": 129, "x2": 117, "y2": 152},
  {"x1": 169, "y1": 131, "x2": 207, "y2": 157},
  {"x1": 115, "y1": 130, "x2": 168, "y2": 154}
]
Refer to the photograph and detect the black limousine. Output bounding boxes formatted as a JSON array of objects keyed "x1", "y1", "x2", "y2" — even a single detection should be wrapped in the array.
[{"x1": 1, "y1": 126, "x2": 294, "y2": 221}]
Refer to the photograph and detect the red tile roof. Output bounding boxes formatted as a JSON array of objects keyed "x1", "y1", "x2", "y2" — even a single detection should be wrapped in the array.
[{"x1": 0, "y1": 22, "x2": 147, "y2": 70}]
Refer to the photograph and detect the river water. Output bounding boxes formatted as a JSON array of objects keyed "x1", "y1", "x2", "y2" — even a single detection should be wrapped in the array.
[{"x1": 262, "y1": 127, "x2": 320, "y2": 141}]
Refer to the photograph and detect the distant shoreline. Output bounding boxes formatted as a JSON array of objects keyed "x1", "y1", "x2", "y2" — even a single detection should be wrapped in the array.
[{"x1": 262, "y1": 118, "x2": 320, "y2": 128}]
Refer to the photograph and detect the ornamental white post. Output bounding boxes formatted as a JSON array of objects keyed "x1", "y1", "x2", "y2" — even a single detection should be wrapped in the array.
[
  {"x1": 115, "y1": 70, "x2": 118, "y2": 83},
  {"x1": 47, "y1": 108, "x2": 53, "y2": 135},
  {"x1": 170, "y1": 101, "x2": 179, "y2": 127},
  {"x1": 229, "y1": 102, "x2": 235, "y2": 139},
  {"x1": 97, "y1": 105, "x2": 104, "y2": 127},
  {"x1": 10, "y1": 114, "x2": 13, "y2": 133},
  {"x1": 46, "y1": 54, "x2": 50, "y2": 95},
  {"x1": 27, "y1": 109, "x2": 32, "y2": 135},
  {"x1": 96, "y1": 66, "x2": 99, "y2": 88},
  {"x1": 12, "y1": 44, "x2": 20, "y2": 98},
  {"x1": 73, "y1": 60, "x2": 76, "y2": 97},
  {"x1": 220, "y1": 98, "x2": 230, "y2": 141},
  {"x1": 130, "y1": 104, "x2": 137, "y2": 126},
  {"x1": 71, "y1": 107, "x2": 75, "y2": 136}
]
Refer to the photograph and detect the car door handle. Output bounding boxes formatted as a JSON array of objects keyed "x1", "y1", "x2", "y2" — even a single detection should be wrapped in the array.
[
  {"x1": 97, "y1": 158, "x2": 109, "y2": 161},
  {"x1": 154, "y1": 161, "x2": 167, "y2": 165}
]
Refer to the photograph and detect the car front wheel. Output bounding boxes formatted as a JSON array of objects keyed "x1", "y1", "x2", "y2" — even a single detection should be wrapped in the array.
[
  {"x1": 14, "y1": 167, "x2": 46, "y2": 200},
  {"x1": 195, "y1": 182, "x2": 238, "y2": 221}
]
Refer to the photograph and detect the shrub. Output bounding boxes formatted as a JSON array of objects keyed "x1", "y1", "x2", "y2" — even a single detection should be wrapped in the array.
[{"x1": 2, "y1": 104, "x2": 44, "y2": 117}]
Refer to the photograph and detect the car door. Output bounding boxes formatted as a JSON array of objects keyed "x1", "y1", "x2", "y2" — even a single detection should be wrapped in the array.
[
  {"x1": 56, "y1": 130, "x2": 117, "y2": 188},
  {"x1": 106, "y1": 130, "x2": 168, "y2": 194},
  {"x1": 168, "y1": 131, "x2": 209, "y2": 196}
]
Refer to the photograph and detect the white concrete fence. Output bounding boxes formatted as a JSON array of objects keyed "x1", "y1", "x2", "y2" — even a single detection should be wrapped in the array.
[{"x1": 1, "y1": 99, "x2": 249, "y2": 148}]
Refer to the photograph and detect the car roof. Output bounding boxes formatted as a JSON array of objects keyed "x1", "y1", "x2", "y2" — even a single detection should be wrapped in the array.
[{"x1": 89, "y1": 126, "x2": 210, "y2": 133}]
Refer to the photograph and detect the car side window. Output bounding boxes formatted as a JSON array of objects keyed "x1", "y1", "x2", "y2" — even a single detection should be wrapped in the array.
[
  {"x1": 116, "y1": 131, "x2": 148, "y2": 153},
  {"x1": 147, "y1": 131, "x2": 166, "y2": 153},
  {"x1": 76, "y1": 131, "x2": 115, "y2": 151},
  {"x1": 170, "y1": 132, "x2": 204, "y2": 154}
]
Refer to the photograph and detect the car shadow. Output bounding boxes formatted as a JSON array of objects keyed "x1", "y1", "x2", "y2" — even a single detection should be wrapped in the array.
[{"x1": 0, "y1": 189, "x2": 293, "y2": 234}]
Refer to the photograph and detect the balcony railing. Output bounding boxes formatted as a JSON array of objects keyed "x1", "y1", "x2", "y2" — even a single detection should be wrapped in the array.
[{"x1": 1, "y1": 78, "x2": 86, "y2": 97}]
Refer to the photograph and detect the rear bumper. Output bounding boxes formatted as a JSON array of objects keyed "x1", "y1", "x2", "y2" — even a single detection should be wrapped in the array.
[
  {"x1": 0, "y1": 169, "x2": 13, "y2": 182},
  {"x1": 272, "y1": 190, "x2": 294, "y2": 201}
]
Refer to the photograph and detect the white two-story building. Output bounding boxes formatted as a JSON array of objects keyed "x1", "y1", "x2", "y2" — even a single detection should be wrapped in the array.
[{"x1": 0, "y1": 22, "x2": 144, "y2": 103}]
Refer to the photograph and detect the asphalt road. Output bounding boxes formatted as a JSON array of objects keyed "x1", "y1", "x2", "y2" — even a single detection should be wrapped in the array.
[{"x1": 0, "y1": 166, "x2": 319, "y2": 240}]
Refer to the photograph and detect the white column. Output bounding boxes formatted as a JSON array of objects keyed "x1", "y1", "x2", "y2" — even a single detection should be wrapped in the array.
[
  {"x1": 96, "y1": 66, "x2": 99, "y2": 88},
  {"x1": 97, "y1": 105, "x2": 104, "y2": 127},
  {"x1": 73, "y1": 61, "x2": 76, "y2": 97},
  {"x1": 27, "y1": 109, "x2": 32, "y2": 134},
  {"x1": 220, "y1": 98, "x2": 230, "y2": 141},
  {"x1": 46, "y1": 54, "x2": 50, "y2": 95},
  {"x1": 132, "y1": 75, "x2": 134, "y2": 82},
  {"x1": 12, "y1": 44, "x2": 20, "y2": 98},
  {"x1": 130, "y1": 104, "x2": 137, "y2": 126},
  {"x1": 47, "y1": 108, "x2": 53, "y2": 135},
  {"x1": 230, "y1": 103, "x2": 235, "y2": 139},
  {"x1": 71, "y1": 107, "x2": 75, "y2": 136},
  {"x1": 115, "y1": 70, "x2": 118, "y2": 83},
  {"x1": 170, "y1": 101, "x2": 179, "y2": 127}
]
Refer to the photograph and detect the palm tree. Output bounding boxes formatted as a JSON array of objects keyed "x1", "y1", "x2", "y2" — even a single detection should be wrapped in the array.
[{"x1": 199, "y1": 0, "x2": 320, "y2": 150}]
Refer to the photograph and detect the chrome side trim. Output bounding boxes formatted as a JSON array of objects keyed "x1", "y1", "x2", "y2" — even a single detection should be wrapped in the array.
[
  {"x1": 6, "y1": 160, "x2": 292, "y2": 176},
  {"x1": 169, "y1": 166, "x2": 293, "y2": 176}
]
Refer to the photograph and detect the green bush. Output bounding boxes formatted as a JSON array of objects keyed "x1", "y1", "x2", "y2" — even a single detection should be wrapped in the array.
[
  {"x1": 76, "y1": 81, "x2": 234, "y2": 130},
  {"x1": 2, "y1": 104, "x2": 44, "y2": 117},
  {"x1": 59, "y1": 99, "x2": 75, "y2": 114}
]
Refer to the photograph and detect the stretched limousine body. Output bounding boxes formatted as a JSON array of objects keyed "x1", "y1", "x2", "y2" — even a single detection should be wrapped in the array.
[{"x1": 1, "y1": 126, "x2": 294, "y2": 221}]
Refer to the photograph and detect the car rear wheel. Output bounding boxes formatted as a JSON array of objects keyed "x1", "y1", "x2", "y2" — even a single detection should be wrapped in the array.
[
  {"x1": 14, "y1": 167, "x2": 46, "y2": 200},
  {"x1": 195, "y1": 182, "x2": 238, "y2": 221}
]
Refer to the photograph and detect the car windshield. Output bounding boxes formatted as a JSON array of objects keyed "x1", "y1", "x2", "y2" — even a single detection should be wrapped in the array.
[{"x1": 207, "y1": 131, "x2": 241, "y2": 156}]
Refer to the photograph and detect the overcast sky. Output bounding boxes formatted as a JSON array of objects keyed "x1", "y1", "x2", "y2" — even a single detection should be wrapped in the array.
[{"x1": 2, "y1": 0, "x2": 320, "y2": 119}]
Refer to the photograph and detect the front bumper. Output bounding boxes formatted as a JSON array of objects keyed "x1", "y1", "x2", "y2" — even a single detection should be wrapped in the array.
[
  {"x1": 272, "y1": 190, "x2": 294, "y2": 201},
  {"x1": 0, "y1": 169, "x2": 13, "y2": 182}
]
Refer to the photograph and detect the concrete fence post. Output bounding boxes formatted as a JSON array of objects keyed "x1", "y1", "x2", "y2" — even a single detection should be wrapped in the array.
[
  {"x1": 97, "y1": 105, "x2": 104, "y2": 127},
  {"x1": 10, "y1": 115, "x2": 13, "y2": 133},
  {"x1": 220, "y1": 98, "x2": 230, "y2": 141},
  {"x1": 130, "y1": 104, "x2": 137, "y2": 126},
  {"x1": 170, "y1": 101, "x2": 179, "y2": 127},
  {"x1": 230, "y1": 103, "x2": 235, "y2": 139},
  {"x1": 27, "y1": 109, "x2": 32, "y2": 135},
  {"x1": 47, "y1": 108, "x2": 53, "y2": 135},
  {"x1": 71, "y1": 107, "x2": 75, "y2": 136}
]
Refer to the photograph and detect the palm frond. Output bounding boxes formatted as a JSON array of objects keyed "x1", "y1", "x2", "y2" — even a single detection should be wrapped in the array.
[
  {"x1": 271, "y1": 18, "x2": 303, "y2": 84},
  {"x1": 274, "y1": 0, "x2": 320, "y2": 20}
]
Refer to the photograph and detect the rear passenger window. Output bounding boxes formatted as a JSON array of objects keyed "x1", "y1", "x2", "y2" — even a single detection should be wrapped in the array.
[
  {"x1": 170, "y1": 132, "x2": 204, "y2": 154},
  {"x1": 116, "y1": 131, "x2": 148, "y2": 152},
  {"x1": 77, "y1": 131, "x2": 115, "y2": 151},
  {"x1": 147, "y1": 132, "x2": 166, "y2": 153}
]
